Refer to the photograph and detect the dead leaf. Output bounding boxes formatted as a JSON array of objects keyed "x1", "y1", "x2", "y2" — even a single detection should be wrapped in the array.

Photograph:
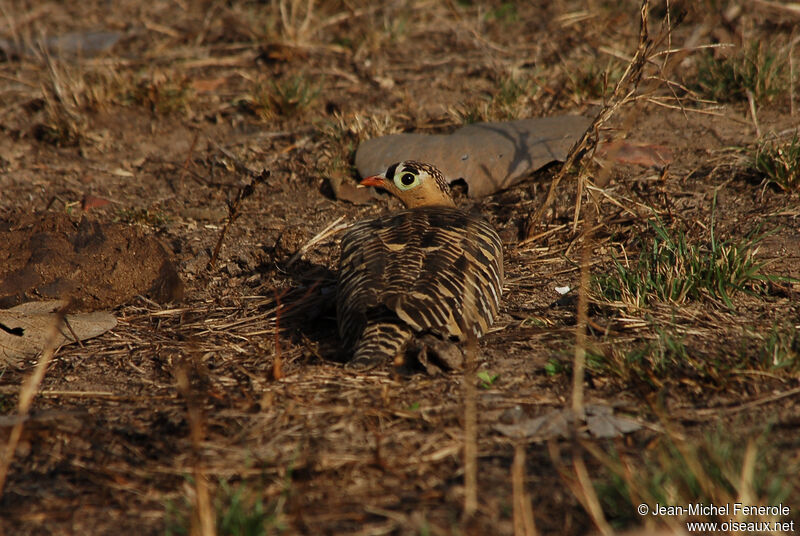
[
  {"x1": 0, "y1": 300, "x2": 117, "y2": 366},
  {"x1": 584, "y1": 404, "x2": 642, "y2": 438},
  {"x1": 355, "y1": 115, "x2": 592, "y2": 198},
  {"x1": 81, "y1": 194, "x2": 112, "y2": 211},
  {"x1": 493, "y1": 409, "x2": 572, "y2": 440},
  {"x1": 597, "y1": 140, "x2": 673, "y2": 168},
  {"x1": 493, "y1": 404, "x2": 642, "y2": 440}
]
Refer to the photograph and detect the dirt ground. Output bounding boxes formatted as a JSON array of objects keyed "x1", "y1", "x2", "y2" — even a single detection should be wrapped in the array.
[{"x1": 1, "y1": 1, "x2": 799, "y2": 535}]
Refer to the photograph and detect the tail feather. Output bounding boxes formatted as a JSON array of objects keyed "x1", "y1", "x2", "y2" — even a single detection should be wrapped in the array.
[{"x1": 348, "y1": 320, "x2": 413, "y2": 369}]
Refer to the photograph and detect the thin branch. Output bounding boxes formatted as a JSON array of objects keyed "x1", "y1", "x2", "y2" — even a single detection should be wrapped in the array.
[{"x1": 209, "y1": 168, "x2": 270, "y2": 270}]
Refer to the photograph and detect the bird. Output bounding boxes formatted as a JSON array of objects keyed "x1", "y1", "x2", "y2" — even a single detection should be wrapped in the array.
[{"x1": 336, "y1": 160, "x2": 503, "y2": 370}]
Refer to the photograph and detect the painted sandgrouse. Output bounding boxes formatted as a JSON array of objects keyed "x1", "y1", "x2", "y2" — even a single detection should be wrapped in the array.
[{"x1": 337, "y1": 161, "x2": 503, "y2": 369}]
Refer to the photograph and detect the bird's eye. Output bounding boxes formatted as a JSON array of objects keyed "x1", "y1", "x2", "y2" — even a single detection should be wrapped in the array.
[{"x1": 395, "y1": 172, "x2": 419, "y2": 191}]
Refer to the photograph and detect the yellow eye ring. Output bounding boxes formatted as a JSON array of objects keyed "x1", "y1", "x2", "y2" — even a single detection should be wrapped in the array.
[{"x1": 395, "y1": 172, "x2": 419, "y2": 191}]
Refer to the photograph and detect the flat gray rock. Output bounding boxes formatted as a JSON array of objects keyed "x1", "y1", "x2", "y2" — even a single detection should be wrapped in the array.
[
  {"x1": 0, "y1": 31, "x2": 121, "y2": 59},
  {"x1": 0, "y1": 300, "x2": 117, "y2": 366},
  {"x1": 355, "y1": 115, "x2": 591, "y2": 198}
]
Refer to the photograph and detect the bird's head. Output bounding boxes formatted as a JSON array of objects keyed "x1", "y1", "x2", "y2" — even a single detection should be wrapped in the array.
[{"x1": 359, "y1": 161, "x2": 455, "y2": 208}]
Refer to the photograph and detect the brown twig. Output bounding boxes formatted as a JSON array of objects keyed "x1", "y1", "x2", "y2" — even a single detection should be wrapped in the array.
[{"x1": 208, "y1": 168, "x2": 270, "y2": 270}]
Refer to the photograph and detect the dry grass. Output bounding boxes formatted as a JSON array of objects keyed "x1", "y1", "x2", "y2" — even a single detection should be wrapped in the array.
[{"x1": 1, "y1": 1, "x2": 800, "y2": 535}]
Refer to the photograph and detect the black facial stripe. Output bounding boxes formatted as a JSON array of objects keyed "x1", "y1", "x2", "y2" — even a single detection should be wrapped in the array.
[{"x1": 385, "y1": 162, "x2": 399, "y2": 180}]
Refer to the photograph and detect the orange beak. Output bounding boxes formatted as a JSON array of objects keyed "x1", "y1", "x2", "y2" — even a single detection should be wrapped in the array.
[{"x1": 358, "y1": 175, "x2": 386, "y2": 189}]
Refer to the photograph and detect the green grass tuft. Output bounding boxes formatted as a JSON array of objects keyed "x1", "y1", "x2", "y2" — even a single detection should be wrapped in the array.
[
  {"x1": 166, "y1": 478, "x2": 287, "y2": 536},
  {"x1": 484, "y1": 3, "x2": 519, "y2": 24},
  {"x1": 753, "y1": 134, "x2": 800, "y2": 191},
  {"x1": 595, "y1": 426, "x2": 797, "y2": 531},
  {"x1": 587, "y1": 324, "x2": 693, "y2": 386},
  {"x1": 593, "y1": 212, "x2": 779, "y2": 310},
  {"x1": 477, "y1": 370, "x2": 499, "y2": 388},
  {"x1": 126, "y1": 75, "x2": 194, "y2": 115},
  {"x1": 696, "y1": 41, "x2": 788, "y2": 105},
  {"x1": 245, "y1": 75, "x2": 319, "y2": 120},
  {"x1": 750, "y1": 321, "x2": 800, "y2": 371},
  {"x1": 114, "y1": 208, "x2": 170, "y2": 230}
]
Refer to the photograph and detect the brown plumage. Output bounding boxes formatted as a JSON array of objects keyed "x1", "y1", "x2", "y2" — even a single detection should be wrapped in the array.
[{"x1": 337, "y1": 161, "x2": 503, "y2": 369}]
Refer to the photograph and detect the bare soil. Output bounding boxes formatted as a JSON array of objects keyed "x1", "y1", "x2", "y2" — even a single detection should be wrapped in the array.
[{"x1": 1, "y1": 1, "x2": 799, "y2": 535}]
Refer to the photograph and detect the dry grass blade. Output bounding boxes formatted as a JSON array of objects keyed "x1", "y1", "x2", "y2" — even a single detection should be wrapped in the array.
[
  {"x1": 523, "y1": 0, "x2": 653, "y2": 240},
  {"x1": 286, "y1": 215, "x2": 348, "y2": 268},
  {"x1": 547, "y1": 441, "x2": 613, "y2": 536},
  {"x1": 570, "y1": 0, "x2": 653, "y2": 418},
  {"x1": 174, "y1": 360, "x2": 216, "y2": 536},
  {"x1": 462, "y1": 329, "x2": 478, "y2": 519},
  {"x1": 753, "y1": 0, "x2": 800, "y2": 18},
  {"x1": 461, "y1": 267, "x2": 479, "y2": 519},
  {"x1": 684, "y1": 385, "x2": 800, "y2": 419},
  {"x1": 191, "y1": 469, "x2": 215, "y2": 536},
  {"x1": 792, "y1": 34, "x2": 798, "y2": 116},
  {"x1": 571, "y1": 210, "x2": 594, "y2": 415},
  {"x1": 279, "y1": 0, "x2": 316, "y2": 45},
  {"x1": 0, "y1": 310, "x2": 64, "y2": 495},
  {"x1": 512, "y1": 443, "x2": 538, "y2": 536},
  {"x1": 272, "y1": 288, "x2": 287, "y2": 380},
  {"x1": 738, "y1": 439, "x2": 757, "y2": 511},
  {"x1": 573, "y1": 454, "x2": 613, "y2": 536},
  {"x1": 746, "y1": 89, "x2": 761, "y2": 138}
]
